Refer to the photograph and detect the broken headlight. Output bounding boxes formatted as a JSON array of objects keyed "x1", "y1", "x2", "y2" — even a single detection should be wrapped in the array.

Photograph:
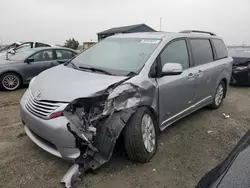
[{"x1": 103, "y1": 83, "x2": 141, "y2": 115}]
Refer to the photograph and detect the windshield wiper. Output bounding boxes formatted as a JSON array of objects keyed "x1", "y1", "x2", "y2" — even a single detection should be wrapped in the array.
[
  {"x1": 79, "y1": 66, "x2": 112, "y2": 75},
  {"x1": 68, "y1": 61, "x2": 78, "y2": 69}
]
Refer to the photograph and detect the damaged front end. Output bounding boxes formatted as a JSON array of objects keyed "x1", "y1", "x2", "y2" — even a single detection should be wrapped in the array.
[{"x1": 61, "y1": 83, "x2": 141, "y2": 187}]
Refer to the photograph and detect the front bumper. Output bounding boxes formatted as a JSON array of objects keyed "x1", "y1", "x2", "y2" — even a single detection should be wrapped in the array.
[
  {"x1": 20, "y1": 91, "x2": 80, "y2": 161},
  {"x1": 230, "y1": 69, "x2": 250, "y2": 85}
]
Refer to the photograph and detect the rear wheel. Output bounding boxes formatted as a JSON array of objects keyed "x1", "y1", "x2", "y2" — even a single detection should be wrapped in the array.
[
  {"x1": 209, "y1": 81, "x2": 225, "y2": 109},
  {"x1": 0, "y1": 73, "x2": 21, "y2": 91},
  {"x1": 124, "y1": 107, "x2": 157, "y2": 163}
]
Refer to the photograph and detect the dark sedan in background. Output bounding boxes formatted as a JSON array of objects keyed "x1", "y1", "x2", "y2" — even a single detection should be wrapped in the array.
[
  {"x1": 0, "y1": 47, "x2": 77, "y2": 91},
  {"x1": 229, "y1": 50, "x2": 250, "y2": 86}
]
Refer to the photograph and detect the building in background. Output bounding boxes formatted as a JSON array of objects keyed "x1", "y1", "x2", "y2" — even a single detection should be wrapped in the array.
[
  {"x1": 97, "y1": 23, "x2": 156, "y2": 41},
  {"x1": 83, "y1": 42, "x2": 96, "y2": 50}
]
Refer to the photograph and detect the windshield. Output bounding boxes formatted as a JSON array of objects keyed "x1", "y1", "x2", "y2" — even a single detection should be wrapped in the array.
[
  {"x1": 8, "y1": 51, "x2": 34, "y2": 61},
  {"x1": 14, "y1": 43, "x2": 32, "y2": 53},
  {"x1": 69, "y1": 38, "x2": 161, "y2": 76}
]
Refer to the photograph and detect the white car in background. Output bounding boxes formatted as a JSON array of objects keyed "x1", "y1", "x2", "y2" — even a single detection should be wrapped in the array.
[{"x1": 0, "y1": 42, "x2": 54, "y2": 57}]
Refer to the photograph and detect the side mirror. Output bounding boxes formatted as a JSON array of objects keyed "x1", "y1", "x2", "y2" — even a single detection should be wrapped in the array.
[
  {"x1": 161, "y1": 63, "x2": 183, "y2": 76},
  {"x1": 26, "y1": 58, "x2": 34, "y2": 64}
]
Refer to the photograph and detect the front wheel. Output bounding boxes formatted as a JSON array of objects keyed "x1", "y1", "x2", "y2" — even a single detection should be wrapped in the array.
[
  {"x1": 209, "y1": 81, "x2": 225, "y2": 109},
  {"x1": 124, "y1": 107, "x2": 157, "y2": 163},
  {"x1": 0, "y1": 72, "x2": 21, "y2": 91}
]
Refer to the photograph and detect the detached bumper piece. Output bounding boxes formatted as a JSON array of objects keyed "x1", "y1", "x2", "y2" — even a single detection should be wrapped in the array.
[{"x1": 60, "y1": 164, "x2": 80, "y2": 188}]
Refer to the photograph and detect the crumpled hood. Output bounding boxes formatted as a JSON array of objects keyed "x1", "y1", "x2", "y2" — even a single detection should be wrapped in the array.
[{"x1": 30, "y1": 65, "x2": 128, "y2": 102}]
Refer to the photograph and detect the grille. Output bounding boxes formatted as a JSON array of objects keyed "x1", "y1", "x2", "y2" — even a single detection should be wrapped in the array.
[{"x1": 25, "y1": 91, "x2": 64, "y2": 119}]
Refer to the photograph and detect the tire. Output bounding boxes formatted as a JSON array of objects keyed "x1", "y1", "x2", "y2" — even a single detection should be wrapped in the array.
[
  {"x1": 0, "y1": 72, "x2": 21, "y2": 91},
  {"x1": 124, "y1": 107, "x2": 157, "y2": 163},
  {"x1": 209, "y1": 81, "x2": 225, "y2": 109}
]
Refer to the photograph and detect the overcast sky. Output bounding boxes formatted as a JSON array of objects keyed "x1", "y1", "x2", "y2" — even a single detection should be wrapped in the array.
[{"x1": 0, "y1": 0, "x2": 249, "y2": 45}]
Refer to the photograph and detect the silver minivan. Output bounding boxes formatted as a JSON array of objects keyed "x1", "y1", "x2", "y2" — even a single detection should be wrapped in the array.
[{"x1": 20, "y1": 31, "x2": 232, "y2": 170}]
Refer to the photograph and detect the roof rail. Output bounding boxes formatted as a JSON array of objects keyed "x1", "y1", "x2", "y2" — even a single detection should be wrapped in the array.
[{"x1": 179, "y1": 30, "x2": 216, "y2": 36}]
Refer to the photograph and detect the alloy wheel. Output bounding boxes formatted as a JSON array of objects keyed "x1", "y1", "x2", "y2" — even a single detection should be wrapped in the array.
[
  {"x1": 141, "y1": 114, "x2": 156, "y2": 153},
  {"x1": 215, "y1": 84, "x2": 224, "y2": 106},
  {"x1": 2, "y1": 74, "x2": 20, "y2": 90}
]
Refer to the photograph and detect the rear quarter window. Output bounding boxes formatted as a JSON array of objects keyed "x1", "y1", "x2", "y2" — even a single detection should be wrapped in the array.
[
  {"x1": 212, "y1": 39, "x2": 228, "y2": 60},
  {"x1": 189, "y1": 39, "x2": 214, "y2": 66}
]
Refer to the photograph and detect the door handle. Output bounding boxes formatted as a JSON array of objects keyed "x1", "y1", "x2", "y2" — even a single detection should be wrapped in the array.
[
  {"x1": 188, "y1": 73, "x2": 195, "y2": 80},
  {"x1": 197, "y1": 70, "x2": 203, "y2": 76}
]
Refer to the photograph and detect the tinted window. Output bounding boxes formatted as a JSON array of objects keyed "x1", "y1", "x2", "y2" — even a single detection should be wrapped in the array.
[
  {"x1": 212, "y1": 39, "x2": 228, "y2": 59},
  {"x1": 160, "y1": 40, "x2": 189, "y2": 69},
  {"x1": 189, "y1": 39, "x2": 214, "y2": 66},
  {"x1": 56, "y1": 50, "x2": 74, "y2": 60},
  {"x1": 30, "y1": 50, "x2": 53, "y2": 62},
  {"x1": 35, "y1": 43, "x2": 51, "y2": 47}
]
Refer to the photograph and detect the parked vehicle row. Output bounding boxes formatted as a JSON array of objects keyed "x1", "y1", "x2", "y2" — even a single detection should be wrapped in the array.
[
  {"x1": 0, "y1": 47, "x2": 77, "y2": 90},
  {"x1": 19, "y1": 30, "x2": 232, "y2": 186}
]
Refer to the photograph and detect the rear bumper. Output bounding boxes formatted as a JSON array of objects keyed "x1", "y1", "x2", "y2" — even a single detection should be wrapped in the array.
[{"x1": 20, "y1": 90, "x2": 80, "y2": 161}]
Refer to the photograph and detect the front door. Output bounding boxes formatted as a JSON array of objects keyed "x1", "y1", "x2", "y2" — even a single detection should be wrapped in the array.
[
  {"x1": 24, "y1": 49, "x2": 57, "y2": 82},
  {"x1": 157, "y1": 39, "x2": 196, "y2": 129}
]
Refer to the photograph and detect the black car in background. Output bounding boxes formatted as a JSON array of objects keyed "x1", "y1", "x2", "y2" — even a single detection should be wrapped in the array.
[
  {"x1": 197, "y1": 130, "x2": 250, "y2": 188},
  {"x1": 229, "y1": 50, "x2": 250, "y2": 86}
]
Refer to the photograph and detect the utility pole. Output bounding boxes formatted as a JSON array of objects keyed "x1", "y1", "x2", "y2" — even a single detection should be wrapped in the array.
[
  {"x1": 0, "y1": 36, "x2": 2, "y2": 49},
  {"x1": 160, "y1": 18, "x2": 162, "y2": 31}
]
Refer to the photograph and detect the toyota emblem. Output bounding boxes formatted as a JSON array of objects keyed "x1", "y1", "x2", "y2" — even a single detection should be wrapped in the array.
[{"x1": 35, "y1": 90, "x2": 42, "y2": 99}]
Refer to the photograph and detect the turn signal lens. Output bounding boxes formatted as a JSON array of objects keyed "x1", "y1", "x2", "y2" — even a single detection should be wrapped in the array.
[{"x1": 49, "y1": 111, "x2": 62, "y2": 119}]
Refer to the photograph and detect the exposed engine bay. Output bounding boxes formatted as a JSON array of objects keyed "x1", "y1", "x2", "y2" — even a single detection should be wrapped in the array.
[{"x1": 61, "y1": 82, "x2": 141, "y2": 187}]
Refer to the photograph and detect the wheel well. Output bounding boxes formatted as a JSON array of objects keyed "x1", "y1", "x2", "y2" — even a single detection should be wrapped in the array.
[
  {"x1": 0, "y1": 71, "x2": 23, "y2": 84},
  {"x1": 145, "y1": 106, "x2": 158, "y2": 124},
  {"x1": 221, "y1": 78, "x2": 227, "y2": 98}
]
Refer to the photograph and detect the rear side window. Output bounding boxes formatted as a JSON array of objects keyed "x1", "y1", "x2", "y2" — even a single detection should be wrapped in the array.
[
  {"x1": 189, "y1": 39, "x2": 214, "y2": 66},
  {"x1": 212, "y1": 39, "x2": 228, "y2": 59},
  {"x1": 35, "y1": 43, "x2": 51, "y2": 47}
]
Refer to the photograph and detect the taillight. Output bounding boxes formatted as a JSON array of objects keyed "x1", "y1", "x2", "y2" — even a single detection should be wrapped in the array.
[{"x1": 49, "y1": 111, "x2": 62, "y2": 119}]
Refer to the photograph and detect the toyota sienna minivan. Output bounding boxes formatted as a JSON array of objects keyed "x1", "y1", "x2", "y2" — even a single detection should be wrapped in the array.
[{"x1": 20, "y1": 31, "x2": 232, "y2": 168}]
